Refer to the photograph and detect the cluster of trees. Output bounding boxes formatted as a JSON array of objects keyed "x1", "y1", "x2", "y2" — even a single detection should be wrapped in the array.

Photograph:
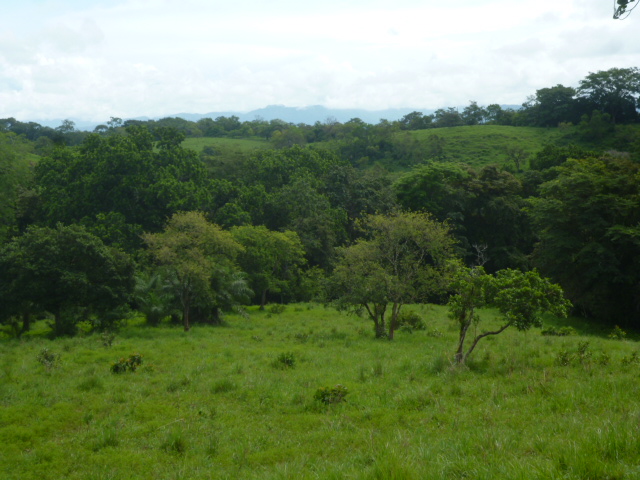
[{"x1": 1, "y1": 66, "x2": 639, "y2": 342}]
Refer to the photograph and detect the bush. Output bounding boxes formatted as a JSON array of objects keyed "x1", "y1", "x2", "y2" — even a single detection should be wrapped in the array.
[
  {"x1": 608, "y1": 325, "x2": 627, "y2": 340},
  {"x1": 274, "y1": 351, "x2": 296, "y2": 369},
  {"x1": 111, "y1": 353, "x2": 143, "y2": 374},
  {"x1": 397, "y1": 310, "x2": 426, "y2": 332},
  {"x1": 36, "y1": 348, "x2": 60, "y2": 370},
  {"x1": 542, "y1": 326, "x2": 577, "y2": 336},
  {"x1": 268, "y1": 304, "x2": 286, "y2": 315},
  {"x1": 314, "y1": 384, "x2": 348, "y2": 405}
]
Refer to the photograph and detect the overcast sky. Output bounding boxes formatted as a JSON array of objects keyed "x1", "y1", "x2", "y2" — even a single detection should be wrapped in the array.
[{"x1": 1, "y1": 0, "x2": 639, "y2": 122}]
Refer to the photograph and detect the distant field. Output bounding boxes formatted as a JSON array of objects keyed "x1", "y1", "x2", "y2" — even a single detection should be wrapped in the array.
[
  {"x1": 2, "y1": 303, "x2": 639, "y2": 479},
  {"x1": 182, "y1": 137, "x2": 269, "y2": 153},
  {"x1": 409, "y1": 125, "x2": 577, "y2": 168}
]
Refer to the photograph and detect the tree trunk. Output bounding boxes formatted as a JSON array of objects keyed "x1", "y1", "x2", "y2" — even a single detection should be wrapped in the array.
[
  {"x1": 455, "y1": 320, "x2": 471, "y2": 364},
  {"x1": 183, "y1": 303, "x2": 190, "y2": 331},
  {"x1": 260, "y1": 289, "x2": 268, "y2": 310}
]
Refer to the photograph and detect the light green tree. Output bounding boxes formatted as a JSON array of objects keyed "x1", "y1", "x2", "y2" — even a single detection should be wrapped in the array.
[
  {"x1": 142, "y1": 211, "x2": 243, "y2": 331},
  {"x1": 449, "y1": 267, "x2": 570, "y2": 364},
  {"x1": 328, "y1": 212, "x2": 457, "y2": 339}
]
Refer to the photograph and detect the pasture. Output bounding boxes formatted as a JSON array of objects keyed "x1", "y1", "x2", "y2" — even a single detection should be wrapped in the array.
[{"x1": 1, "y1": 303, "x2": 639, "y2": 479}]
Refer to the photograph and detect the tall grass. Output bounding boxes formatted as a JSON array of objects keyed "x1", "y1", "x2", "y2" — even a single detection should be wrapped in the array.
[{"x1": 1, "y1": 303, "x2": 639, "y2": 479}]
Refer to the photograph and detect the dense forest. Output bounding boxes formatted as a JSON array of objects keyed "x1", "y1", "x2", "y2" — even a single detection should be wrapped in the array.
[{"x1": 1, "y1": 66, "x2": 640, "y2": 337}]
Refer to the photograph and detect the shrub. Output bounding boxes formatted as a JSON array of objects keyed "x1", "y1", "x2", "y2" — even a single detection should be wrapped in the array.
[
  {"x1": 621, "y1": 351, "x2": 640, "y2": 366},
  {"x1": 101, "y1": 331, "x2": 115, "y2": 348},
  {"x1": 314, "y1": 384, "x2": 348, "y2": 405},
  {"x1": 608, "y1": 325, "x2": 627, "y2": 340},
  {"x1": 542, "y1": 326, "x2": 577, "y2": 336},
  {"x1": 397, "y1": 310, "x2": 426, "y2": 332},
  {"x1": 268, "y1": 304, "x2": 286, "y2": 314},
  {"x1": 36, "y1": 348, "x2": 60, "y2": 370},
  {"x1": 274, "y1": 351, "x2": 296, "y2": 369},
  {"x1": 111, "y1": 353, "x2": 143, "y2": 374}
]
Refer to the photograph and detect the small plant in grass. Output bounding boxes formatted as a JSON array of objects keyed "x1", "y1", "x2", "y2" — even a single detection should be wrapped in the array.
[
  {"x1": 314, "y1": 384, "x2": 349, "y2": 405},
  {"x1": 555, "y1": 349, "x2": 573, "y2": 366},
  {"x1": 576, "y1": 341, "x2": 592, "y2": 365},
  {"x1": 621, "y1": 351, "x2": 640, "y2": 366},
  {"x1": 268, "y1": 304, "x2": 286, "y2": 314},
  {"x1": 36, "y1": 348, "x2": 60, "y2": 370},
  {"x1": 273, "y1": 351, "x2": 296, "y2": 369},
  {"x1": 542, "y1": 326, "x2": 577, "y2": 336},
  {"x1": 398, "y1": 309, "x2": 426, "y2": 333},
  {"x1": 111, "y1": 353, "x2": 143, "y2": 374},
  {"x1": 608, "y1": 325, "x2": 627, "y2": 340},
  {"x1": 101, "y1": 331, "x2": 115, "y2": 347}
]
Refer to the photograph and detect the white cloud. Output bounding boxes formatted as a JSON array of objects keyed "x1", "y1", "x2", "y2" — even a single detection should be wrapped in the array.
[{"x1": 0, "y1": 0, "x2": 638, "y2": 121}]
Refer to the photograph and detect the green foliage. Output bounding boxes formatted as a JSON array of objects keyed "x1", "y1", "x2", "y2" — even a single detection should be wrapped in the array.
[
  {"x1": 274, "y1": 351, "x2": 296, "y2": 369},
  {"x1": 110, "y1": 353, "x2": 143, "y2": 374},
  {"x1": 609, "y1": 325, "x2": 627, "y2": 340},
  {"x1": 541, "y1": 326, "x2": 577, "y2": 337},
  {"x1": 328, "y1": 211, "x2": 457, "y2": 339},
  {"x1": 528, "y1": 155, "x2": 640, "y2": 326},
  {"x1": 0, "y1": 223, "x2": 135, "y2": 337},
  {"x1": 142, "y1": 211, "x2": 246, "y2": 331},
  {"x1": 314, "y1": 384, "x2": 348, "y2": 405},
  {"x1": 397, "y1": 309, "x2": 426, "y2": 332},
  {"x1": 449, "y1": 266, "x2": 571, "y2": 363},
  {"x1": 36, "y1": 348, "x2": 60, "y2": 370}
]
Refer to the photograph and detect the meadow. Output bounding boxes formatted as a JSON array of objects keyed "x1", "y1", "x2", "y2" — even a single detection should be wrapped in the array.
[
  {"x1": 2, "y1": 304, "x2": 640, "y2": 479},
  {"x1": 410, "y1": 125, "x2": 574, "y2": 168}
]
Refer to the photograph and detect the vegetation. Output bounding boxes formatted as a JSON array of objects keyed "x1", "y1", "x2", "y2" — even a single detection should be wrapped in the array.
[
  {"x1": 1, "y1": 65, "x2": 640, "y2": 478},
  {"x1": 1, "y1": 305, "x2": 640, "y2": 479}
]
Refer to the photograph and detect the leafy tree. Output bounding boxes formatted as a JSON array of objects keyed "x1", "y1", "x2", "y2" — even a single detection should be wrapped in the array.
[
  {"x1": 0, "y1": 224, "x2": 135, "y2": 336},
  {"x1": 394, "y1": 163, "x2": 534, "y2": 271},
  {"x1": 0, "y1": 132, "x2": 33, "y2": 241},
  {"x1": 449, "y1": 266, "x2": 570, "y2": 364},
  {"x1": 527, "y1": 155, "x2": 640, "y2": 325},
  {"x1": 231, "y1": 225, "x2": 306, "y2": 308},
  {"x1": 327, "y1": 212, "x2": 457, "y2": 339},
  {"x1": 523, "y1": 85, "x2": 578, "y2": 127},
  {"x1": 142, "y1": 211, "x2": 244, "y2": 331},
  {"x1": 577, "y1": 67, "x2": 640, "y2": 124},
  {"x1": 462, "y1": 101, "x2": 487, "y2": 126},
  {"x1": 33, "y1": 126, "x2": 221, "y2": 250}
]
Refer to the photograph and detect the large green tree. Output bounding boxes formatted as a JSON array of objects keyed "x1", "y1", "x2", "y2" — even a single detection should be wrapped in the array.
[
  {"x1": 231, "y1": 225, "x2": 306, "y2": 308},
  {"x1": 142, "y1": 212, "x2": 245, "y2": 331},
  {"x1": 328, "y1": 211, "x2": 457, "y2": 339},
  {"x1": 0, "y1": 224, "x2": 135, "y2": 336},
  {"x1": 576, "y1": 67, "x2": 640, "y2": 124},
  {"x1": 33, "y1": 126, "x2": 224, "y2": 250},
  {"x1": 527, "y1": 155, "x2": 640, "y2": 325}
]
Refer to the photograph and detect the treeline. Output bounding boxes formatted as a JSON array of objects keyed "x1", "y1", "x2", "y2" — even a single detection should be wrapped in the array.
[{"x1": 1, "y1": 67, "x2": 639, "y2": 337}]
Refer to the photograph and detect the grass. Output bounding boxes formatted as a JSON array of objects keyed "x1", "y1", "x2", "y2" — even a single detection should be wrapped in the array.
[
  {"x1": 409, "y1": 125, "x2": 580, "y2": 169},
  {"x1": 182, "y1": 136, "x2": 269, "y2": 154},
  {"x1": 2, "y1": 303, "x2": 640, "y2": 479}
]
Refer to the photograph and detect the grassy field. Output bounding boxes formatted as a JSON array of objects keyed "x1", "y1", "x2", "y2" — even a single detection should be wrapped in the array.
[
  {"x1": 182, "y1": 137, "x2": 269, "y2": 154},
  {"x1": 1, "y1": 304, "x2": 639, "y2": 480},
  {"x1": 409, "y1": 125, "x2": 577, "y2": 168}
]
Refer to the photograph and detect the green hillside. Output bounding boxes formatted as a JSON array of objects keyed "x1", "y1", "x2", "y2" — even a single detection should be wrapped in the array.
[
  {"x1": 409, "y1": 125, "x2": 578, "y2": 168},
  {"x1": 182, "y1": 136, "x2": 269, "y2": 153}
]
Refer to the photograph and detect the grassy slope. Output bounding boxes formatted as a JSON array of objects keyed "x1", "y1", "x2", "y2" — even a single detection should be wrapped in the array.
[
  {"x1": 182, "y1": 137, "x2": 269, "y2": 154},
  {"x1": 2, "y1": 304, "x2": 640, "y2": 479},
  {"x1": 409, "y1": 125, "x2": 579, "y2": 168}
]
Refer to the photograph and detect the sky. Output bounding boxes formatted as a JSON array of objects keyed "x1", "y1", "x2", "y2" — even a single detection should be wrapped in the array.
[{"x1": 1, "y1": 0, "x2": 639, "y2": 123}]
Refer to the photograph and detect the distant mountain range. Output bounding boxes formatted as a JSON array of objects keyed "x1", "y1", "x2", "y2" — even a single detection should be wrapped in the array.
[{"x1": 36, "y1": 104, "x2": 521, "y2": 131}]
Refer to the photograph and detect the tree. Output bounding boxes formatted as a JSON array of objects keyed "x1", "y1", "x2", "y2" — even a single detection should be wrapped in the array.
[
  {"x1": 142, "y1": 212, "x2": 244, "y2": 331},
  {"x1": 231, "y1": 225, "x2": 306, "y2": 308},
  {"x1": 449, "y1": 266, "x2": 570, "y2": 364},
  {"x1": 327, "y1": 212, "x2": 457, "y2": 339},
  {"x1": 527, "y1": 155, "x2": 640, "y2": 325},
  {"x1": 0, "y1": 224, "x2": 135, "y2": 336},
  {"x1": 614, "y1": 0, "x2": 638, "y2": 19},
  {"x1": 577, "y1": 67, "x2": 640, "y2": 124},
  {"x1": 33, "y1": 125, "x2": 221, "y2": 250}
]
